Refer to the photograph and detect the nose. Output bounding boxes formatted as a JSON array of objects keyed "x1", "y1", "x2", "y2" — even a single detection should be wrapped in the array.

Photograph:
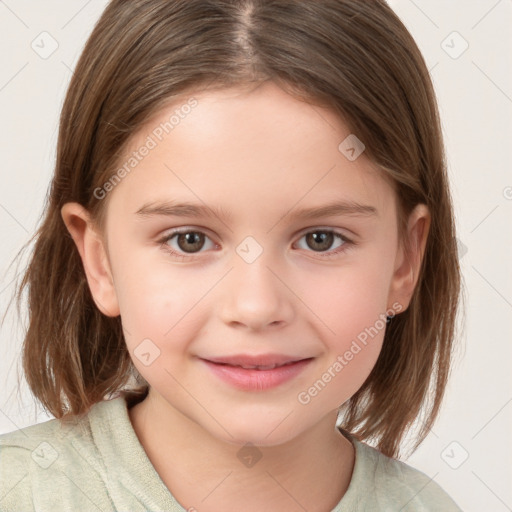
[{"x1": 218, "y1": 251, "x2": 295, "y2": 331}]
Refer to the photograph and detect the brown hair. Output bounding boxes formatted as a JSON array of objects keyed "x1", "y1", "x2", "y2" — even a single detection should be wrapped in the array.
[{"x1": 5, "y1": 0, "x2": 461, "y2": 458}]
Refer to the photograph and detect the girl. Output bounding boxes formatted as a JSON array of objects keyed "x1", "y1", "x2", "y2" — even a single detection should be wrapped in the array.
[{"x1": 0, "y1": 0, "x2": 462, "y2": 510}]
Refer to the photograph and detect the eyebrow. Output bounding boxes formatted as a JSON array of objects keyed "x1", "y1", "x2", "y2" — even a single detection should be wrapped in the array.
[{"x1": 134, "y1": 199, "x2": 378, "y2": 223}]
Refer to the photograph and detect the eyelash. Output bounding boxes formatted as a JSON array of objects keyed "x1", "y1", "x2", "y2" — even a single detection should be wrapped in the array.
[{"x1": 157, "y1": 228, "x2": 355, "y2": 261}]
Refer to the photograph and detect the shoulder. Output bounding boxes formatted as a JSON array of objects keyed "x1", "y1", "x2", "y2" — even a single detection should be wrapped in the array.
[
  {"x1": 338, "y1": 437, "x2": 462, "y2": 511},
  {"x1": 0, "y1": 400, "x2": 118, "y2": 512}
]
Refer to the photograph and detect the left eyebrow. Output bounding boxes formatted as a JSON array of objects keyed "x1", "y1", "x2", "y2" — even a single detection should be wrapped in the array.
[
  {"x1": 290, "y1": 200, "x2": 378, "y2": 220},
  {"x1": 134, "y1": 199, "x2": 378, "y2": 223}
]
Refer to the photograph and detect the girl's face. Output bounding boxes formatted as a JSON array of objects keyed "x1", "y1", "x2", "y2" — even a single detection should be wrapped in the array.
[{"x1": 75, "y1": 82, "x2": 426, "y2": 446}]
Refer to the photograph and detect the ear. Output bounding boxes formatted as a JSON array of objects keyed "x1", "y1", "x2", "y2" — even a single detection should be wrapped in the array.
[
  {"x1": 60, "y1": 202, "x2": 120, "y2": 317},
  {"x1": 387, "y1": 204, "x2": 430, "y2": 312}
]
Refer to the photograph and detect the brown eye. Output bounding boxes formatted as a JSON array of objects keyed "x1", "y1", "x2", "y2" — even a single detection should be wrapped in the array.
[
  {"x1": 160, "y1": 230, "x2": 215, "y2": 257},
  {"x1": 175, "y1": 231, "x2": 206, "y2": 253},
  {"x1": 305, "y1": 231, "x2": 335, "y2": 252},
  {"x1": 295, "y1": 229, "x2": 350, "y2": 257}
]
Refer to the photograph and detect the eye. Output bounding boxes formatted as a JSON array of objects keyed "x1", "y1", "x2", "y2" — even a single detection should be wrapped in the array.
[
  {"x1": 294, "y1": 229, "x2": 352, "y2": 257},
  {"x1": 158, "y1": 229, "x2": 216, "y2": 259},
  {"x1": 158, "y1": 227, "x2": 353, "y2": 261}
]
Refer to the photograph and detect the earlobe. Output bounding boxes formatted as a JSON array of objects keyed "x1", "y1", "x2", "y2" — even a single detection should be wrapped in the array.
[
  {"x1": 388, "y1": 204, "x2": 430, "y2": 311},
  {"x1": 60, "y1": 202, "x2": 120, "y2": 317}
]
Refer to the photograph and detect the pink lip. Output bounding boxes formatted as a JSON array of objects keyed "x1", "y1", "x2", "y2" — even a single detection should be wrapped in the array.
[{"x1": 199, "y1": 354, "x2": 313, "y2": 391}]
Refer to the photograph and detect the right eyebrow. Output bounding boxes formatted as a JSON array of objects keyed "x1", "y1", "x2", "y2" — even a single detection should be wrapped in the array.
[{"x1": 135, "y1": 200, "x2": 233, "y2": 223}]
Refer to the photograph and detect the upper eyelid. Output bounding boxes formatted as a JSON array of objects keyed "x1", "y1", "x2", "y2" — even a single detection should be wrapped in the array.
[{"x1": 160, "y1": 225, "x2": 351, "y2": 237}]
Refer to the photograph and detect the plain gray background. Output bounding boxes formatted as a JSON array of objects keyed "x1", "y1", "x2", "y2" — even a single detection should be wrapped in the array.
[{"x1": 0, "y1": 1, "x2": 511, "y2": 510}]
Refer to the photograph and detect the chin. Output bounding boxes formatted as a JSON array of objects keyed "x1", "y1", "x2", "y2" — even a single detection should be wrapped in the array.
[{"x1": 204, "y1": 416, "x2": 303, "y2": 448}]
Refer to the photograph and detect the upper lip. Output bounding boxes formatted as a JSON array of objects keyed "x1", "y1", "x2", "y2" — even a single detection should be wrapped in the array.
[{"x1": 201, "y1": 354, "x2": 312, "y2": 369}]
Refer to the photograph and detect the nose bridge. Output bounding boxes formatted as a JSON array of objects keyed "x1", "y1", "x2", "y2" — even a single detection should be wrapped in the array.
[{"x1": 218, "y1": 236, "x2": 294, "y2": 329}]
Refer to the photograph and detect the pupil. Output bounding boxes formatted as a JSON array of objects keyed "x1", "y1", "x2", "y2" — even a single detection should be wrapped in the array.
[
  {"x1": 178, "y1": 232, "x2": 204, "y2": 253},
  {"x1": 307, "y1": 231, "x2": 333, "y2": 251}
]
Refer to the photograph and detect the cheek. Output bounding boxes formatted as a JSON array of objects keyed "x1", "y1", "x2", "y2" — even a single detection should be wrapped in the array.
[
  {"x1": 295, "y1": 301, "x2": 387, "y2": 412},
  {"x1": 291, "y1": 260, "x2": 392, "y2": 402},
  {"x1": 298, "y1": 257, "x2": 392, "y2": 339},
  {"x1": 111, "y1": 248, "x2": 205, "y2": 351}
]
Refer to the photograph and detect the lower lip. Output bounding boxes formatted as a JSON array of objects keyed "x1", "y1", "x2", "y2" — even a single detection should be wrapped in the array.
[{"x1": 201, "y1": 359, "x2": 313, "y2": 391}]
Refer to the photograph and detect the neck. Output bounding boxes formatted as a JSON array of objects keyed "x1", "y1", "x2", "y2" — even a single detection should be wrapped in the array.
[{"x1": 128, "y1": 389, "x2": 355, "y2": 512}]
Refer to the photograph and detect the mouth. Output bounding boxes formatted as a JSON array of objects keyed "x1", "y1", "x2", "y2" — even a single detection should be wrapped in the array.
[
  {"x1": 199, "y1": 354, "x2": 314, "y2": 390},
  {"x1": 224, "y1": 362, "x2": 296, "y2": 370},
  {"x1": 202, "y1": 353, "x2": 311, "y2": 368}
]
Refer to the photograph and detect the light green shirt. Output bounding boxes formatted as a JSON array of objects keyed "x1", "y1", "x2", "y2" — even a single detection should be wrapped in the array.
[{"x1": 0, "y1": 393, "x2": 461, "y2": 511}]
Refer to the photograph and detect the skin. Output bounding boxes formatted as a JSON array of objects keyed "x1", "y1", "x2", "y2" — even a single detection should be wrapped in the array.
[{"x1": 61, "y1": 81, "x2": 430, "y2": 512}]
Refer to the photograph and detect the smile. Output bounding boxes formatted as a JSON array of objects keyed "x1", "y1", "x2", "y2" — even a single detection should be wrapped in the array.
[
  {"x1": 225, "y1": 362, "x2": 293, "y2": 370},
  {"x1": 199, "y1": 354, "x2": 314, "y2": 391}
]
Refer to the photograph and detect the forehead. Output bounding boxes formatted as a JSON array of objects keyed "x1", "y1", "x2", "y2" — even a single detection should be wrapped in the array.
[{"x1": 105, "y1": 82, "x2": 395, "y2": 223}]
